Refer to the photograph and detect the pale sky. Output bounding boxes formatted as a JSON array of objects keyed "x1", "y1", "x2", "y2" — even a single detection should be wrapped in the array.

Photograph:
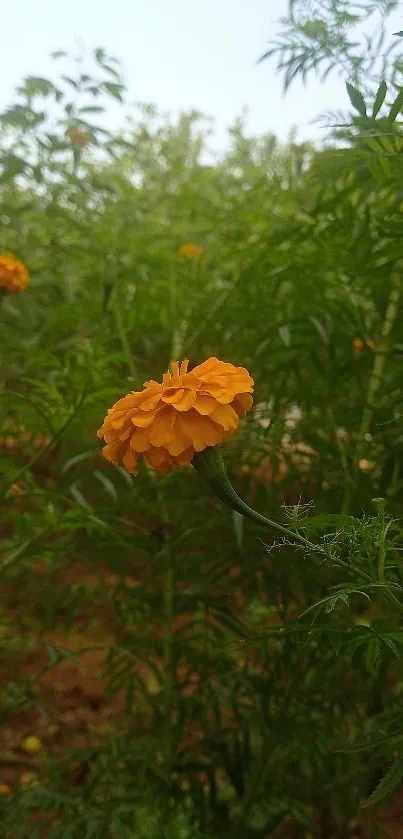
[{"x1": 1, "y1": 0, "x2": 402, "y2": 148}]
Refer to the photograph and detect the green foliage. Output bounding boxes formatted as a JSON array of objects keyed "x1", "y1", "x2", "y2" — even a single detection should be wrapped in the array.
[{"x1": 1, "y1": 11, "x2": 403, "y2": 837}]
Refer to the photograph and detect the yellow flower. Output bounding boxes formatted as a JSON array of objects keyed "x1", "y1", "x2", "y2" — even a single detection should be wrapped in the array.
[
  {"x1": 20, "y1": 736, "x2": 42, "y2": 755},
  {"x1": 97, "y1": 357, "x2": 254, "y2": 476},
  {"x1": 365, "y1": 338, "x2": 376, "y2": 350},
  {"x1": 0, "y1": 253, "x2": 29, "y2": 294},
  {"x1": 177, "y1": 243, "x2": 204, "y2": 261},
  {"x1": 10, "y1": 483, "x2": 22, "y2": 495}
]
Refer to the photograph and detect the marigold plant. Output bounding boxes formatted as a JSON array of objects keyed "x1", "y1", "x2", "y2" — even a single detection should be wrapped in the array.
[
  {"x1": 0, "y1": 253, "x2": 29, "y2": 294},
  {"x1": 97, "y1": 357, "x2": 254, "y2": 475}
]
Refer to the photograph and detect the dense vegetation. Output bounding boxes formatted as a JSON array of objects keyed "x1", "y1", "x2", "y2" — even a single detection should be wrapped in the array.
[{"x1": 2, "y1": 2, "x2": 403, "y2": 836}]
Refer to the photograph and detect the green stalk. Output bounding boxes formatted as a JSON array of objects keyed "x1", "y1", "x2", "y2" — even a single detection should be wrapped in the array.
[
  {"x1": 194, "y1": 450, "x2": 335, "y2": 557},
  {"x1": 373, "y1": 497, "x2": 387, "y2": 584},
  {"x1": 343, "y1": 269, "x2": 402, "y2": 514},
  {"x1": 193, "y1": 448, "x2": 374, "y2": 582},
  {"x1": 163, "y1": 545, "x2": 175, "y2": 784},
  {"x1": 359, "y1": 271, "x2": 401, "y2": 443},
  {"x1": 112, "y1": 287, "x2": 138, "y2": 382}
]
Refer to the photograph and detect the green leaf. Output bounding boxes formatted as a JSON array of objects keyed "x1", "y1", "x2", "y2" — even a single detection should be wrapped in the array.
[
  {"x1": 61, "y1": 76, "x2": 79, "y2": 89},
  {"x1": 364, "y1": 636, "x2": 381, "y2": 673},
  {"x1": 372, "y1": 81, "x2": 387, "y2": 118},
  {"x1": 346, "y1": 83, "x2": 367, "y2": 117},
  {"x1": 364, "y1": 755, "x2": 403, "y2": 807},
  {"x1": 279, "y1": 325, "x2": 291, "y2": 346},
  {"x1": 70, "y1": 484, "x2": 92, "y2": 510},
  {"x1": 0, "y1": 154, "x2": 27, "y2": 182},
  {"x1": 389, "y1": 88, "x2": 403, "y2": 121},
  {"x1": 232, "y1": 510, "x2": 244, "y2": 552},
  {"x1": 310, "y1": 316, "x2": 329, "y2": 344},
  {"x1": 114, "y1": 465, "x2": 133, "y2": 487},
  {"x1": 79, "y1": 105, "x2": 104, "y2": 114},
  {"x1": 103, "y1": 82, "x2": 124, "y2": 101},
  {"x1": 62, "y1": 450, "x2": 96, "y2": 474},
  {"x1": 94, "y1": 470, "x2": 118, "y2": 500},
  {"x1": 18, "y1": 76, "x2": 60, "y2": 99}
]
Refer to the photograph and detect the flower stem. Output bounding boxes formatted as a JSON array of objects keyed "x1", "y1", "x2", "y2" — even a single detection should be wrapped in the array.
[
  {"x1": 193, "y1": 449, "x2": 322, "y2": 555},
  {"x1": 192, "y1": 448, "x2": 372, "y2": 581},
  {"x1": 373, "y1": 497, "x2": 387, "y2": 584},
  {"x1": 163, "y1": 544, "x2": 175, "y2": 784},
  {"x1": 343, "y1": 267, "x2": 402, "y2": 513},
  {"x1": 359, "y1": 270, "x2": 401, "y2": 443},
  {"x1": 112, "y1": 287, "x2": 138, "y2": 382}
]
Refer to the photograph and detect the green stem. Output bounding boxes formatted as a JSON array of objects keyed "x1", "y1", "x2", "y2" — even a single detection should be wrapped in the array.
[
  {"x1": 1, "y1": 378, "x2": 90, "y2": 497},
  {"x1": 195, "y1": 450, "x2": 336, "y2": 556},
  {"x1": 163, "y1": 546, "x2": 175, "y2": 784},
  {"x1": 112, "y1": 288, "x2": 138, "y2": 382},
  {"x1": 359, "y1": 271, "x2": 401, "y2": 441},
  {"x1": 344, "y1": 269, "x2": 402, "y2": 515},
  {"x1": 373, "y1": 497, "x2": 387, "y2": 584},
  {"x1": 193, "y1": 449, "x2": 373, "y2": 582}
]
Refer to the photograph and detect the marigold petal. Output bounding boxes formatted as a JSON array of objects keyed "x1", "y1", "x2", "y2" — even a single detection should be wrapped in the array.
[
  {"x1": 103, "y1": 429, "x2": 120, "y2": 444},
  {"x1": 131, "y1": 411, "x2": 155, "y2": 428},
  {"x1": 174, "y1": 447, "x2": 195, "y2": 466},
  {"x1": 138, "y1": 393, "x2": 162, "y2": 411},
  {"x1": 102, "y1": 441, "x2": 125, "y2": 463},
  {"x1": 113, "y1": 393, "x2": 141, "y2": 412},
  {"x1": 166, "y1": 427, "x2": 193, "y2": 456},
  {"x1": 130, "y1": 427, "x2": 151, "y2": 452},
  {"x1": 110, "y1": 414, "x2": 128, "y2": 430},
  {"x1": 161, "y1": 388, "x2": 184, "y2": 405},
  {"x1": 177, "y1": 411, "x2": 223, "y2": 452},
  {"x1": 231, "y1": 393, "x2": 253, "y2": 417},
  {"x1": 191, "y1": 357, "x2": 221, "y2": 376},
  {"x1": 144, "y1": 447, "x2": 173, "y2": 472},
  {"x1": 210, "y1": 404, "x2": 239, "y2": 432},
  {"x1": 193, "y1": 395, "x2": 218, "y2": 415},
  {"x1": 172, "y1": 389, "x2": 197, "y2": 411},
  {"x1": 142, "y1": 380, "x2": 161, "y2": 391},
  {"x1": 148, "y1": 408, "x2": 177, "y2": 447},
  {"x1": 170, "y1": 361, "x2": 180, "y2": 380},
  {"x1": 119, "y1": 428, "x2": 132, "y2": 441},
  {"x1": 122, "y1": 446, "x2": 138, "y2": 474}
]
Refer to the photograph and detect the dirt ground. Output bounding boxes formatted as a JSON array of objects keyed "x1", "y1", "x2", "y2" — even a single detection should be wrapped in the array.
[{"x1": 0, "y1": 563, "x2": 402, "y2": 839}]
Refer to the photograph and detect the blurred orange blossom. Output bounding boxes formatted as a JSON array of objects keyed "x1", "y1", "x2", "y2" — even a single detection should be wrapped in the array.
[
  {"x1": 97, "y1": 357, "x2": 254, "y2": 475},
  {"x1": 177, "y1": 243, "x2": 204, "y2": 261},
  {"x1": 0, "y1": 253, "x2": 29, "y2": 294}
]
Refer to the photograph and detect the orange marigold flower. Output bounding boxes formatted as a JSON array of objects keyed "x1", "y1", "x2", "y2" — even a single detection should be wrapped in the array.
[
  {"x1": 352, "y1": 337, "x2": 365, "y2": 354},
  {"x1": 177, "y1": 243, "x2": 204, "y2": 261},
  {"x1": 97, "y1": 357, "x2": 254, "y2": 476},
  {"x1": 0, "y1": 253, "x2": 29, "y2": 294}
]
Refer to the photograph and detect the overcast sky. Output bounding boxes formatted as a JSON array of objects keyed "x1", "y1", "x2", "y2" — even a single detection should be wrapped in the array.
[{"x1": 1, "y1": 0, "x2": 402, "y2": 148}]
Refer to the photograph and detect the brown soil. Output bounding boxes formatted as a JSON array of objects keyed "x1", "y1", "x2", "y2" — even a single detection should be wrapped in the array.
[{"x1": 0, "y1": 563, "x2": 401, "y2": 838}]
